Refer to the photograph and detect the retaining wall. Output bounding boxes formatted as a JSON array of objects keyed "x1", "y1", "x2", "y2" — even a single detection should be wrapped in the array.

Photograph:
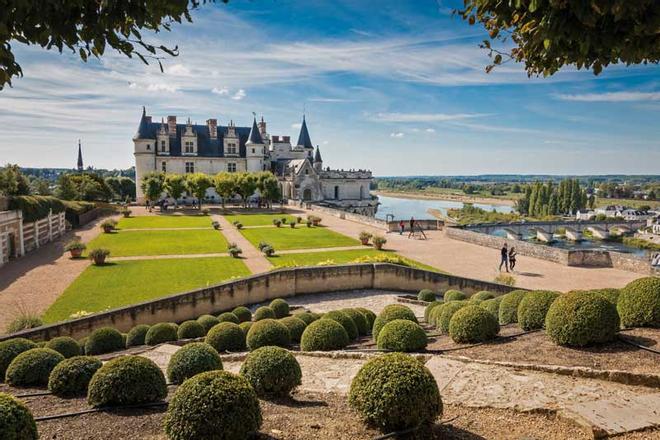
[
  {"x1": 307, "y1": 204, "x2": 389, "y2": 229},
  {"x1": 3, "y1": 263, "x2": 514, "y2": 342}
]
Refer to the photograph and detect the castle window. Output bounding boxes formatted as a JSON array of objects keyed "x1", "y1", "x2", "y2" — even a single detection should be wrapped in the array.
[
  {"x1": 305, "y1": 168, "x2": 309, "y2": 175},
  {"x1": 185, "y1": 162, "x2": 194, "y2": 173},
  {"x1": 146, "y1": 144, "x2": 151, "y2": 150},
  {"x1": 184, "y1": 141, "x2": 194, "y2": 153},
  {"x1": 227, "y1": 143, "x2": 237, "y2": 155},
  {"x1": 228, "y1": 163, "x2": 236, "y2": 173},
  {"x1": 161, "y1": 162, "x2": 167, "y2": 172},
  {"x1": 161, "y1": 140, "x2": 166, "y2": 151},
  {"x1": 252, "y1": 148, "x2": 255, "y2": 154}
]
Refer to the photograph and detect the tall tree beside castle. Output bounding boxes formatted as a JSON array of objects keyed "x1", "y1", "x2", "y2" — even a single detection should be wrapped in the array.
[{"x1": 517, "y1": 178, "x2": 587, "y2": 216}]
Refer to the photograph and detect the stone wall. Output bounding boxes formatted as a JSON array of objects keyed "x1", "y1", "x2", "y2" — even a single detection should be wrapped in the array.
[
  {"x1": 609, "y1": 252, "x2": 656, "y2": 275},
  {"x1": 2, "y1": 263, "x2": 515, "y2": 342},
  {"x1": 385, "y1": 219, "x2": 443, "y2": 232},
  {"x1": 307, "y1": 203, "x2": 388, "y2": 230}
]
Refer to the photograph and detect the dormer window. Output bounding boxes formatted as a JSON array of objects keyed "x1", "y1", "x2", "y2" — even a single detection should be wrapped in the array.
[
  {"x1": 184, "y1": 141, "x2": 194, "y2": 153},
  {"x1": 227, "y1": 143, "x2": 237, "y2": 155},
  {"x1": 161, "y1": 141, "x2": 166, "y2": 151}
]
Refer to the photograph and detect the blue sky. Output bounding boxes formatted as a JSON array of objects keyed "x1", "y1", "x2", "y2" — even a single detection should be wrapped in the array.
[{"x1": 1, "y1": 0, "x2": 658, "y2": 175}]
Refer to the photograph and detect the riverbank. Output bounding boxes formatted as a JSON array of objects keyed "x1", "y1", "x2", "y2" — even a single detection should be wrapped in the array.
[{"x1": 373, "y1": 190, "x2": 516, "y2": 207}]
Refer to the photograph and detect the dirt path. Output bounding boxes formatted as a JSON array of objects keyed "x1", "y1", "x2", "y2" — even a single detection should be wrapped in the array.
[{"x1": 212, "y1": 214, "x2": 273, "y2": 273}]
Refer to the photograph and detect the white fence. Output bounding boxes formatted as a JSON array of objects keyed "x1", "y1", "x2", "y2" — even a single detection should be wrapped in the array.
[{"x1": 22, "y1": 211, "x2": 66, "y2": 253}]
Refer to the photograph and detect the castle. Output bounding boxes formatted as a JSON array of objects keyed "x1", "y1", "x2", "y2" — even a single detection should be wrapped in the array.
[{"x1": 133, "y1": 108, "x2": 377, "y2": 215}]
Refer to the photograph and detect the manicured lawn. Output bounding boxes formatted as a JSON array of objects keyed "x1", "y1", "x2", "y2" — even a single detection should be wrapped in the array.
[
  {"x1": 117, "y1": 215, "x2": 212, "y2": 229},
  {"x1": 223, "y1": 213, "x2": 299, "y2": 227},
  {"x1": 239, "y1": 226, "x2": 359, "y2": 250},
  {"x1": 86, "y1": 229, "x2": 229, "y2": 256},
  {"x1": 42, "y1": 257, "x2": 251, "y2": 323}
]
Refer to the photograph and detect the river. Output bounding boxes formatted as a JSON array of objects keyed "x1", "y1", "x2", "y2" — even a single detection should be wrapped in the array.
[{"x1": 374, "y1": 194, "x2": 514, "y2": 221}]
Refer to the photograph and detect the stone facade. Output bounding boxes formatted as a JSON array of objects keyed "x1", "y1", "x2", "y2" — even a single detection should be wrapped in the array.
[
  {"x1": 133, "y1": 108, "x2": 378, "y2": 215},
  {"x1": 0, "y1": 210, "x2": 22, "y2": 267}
]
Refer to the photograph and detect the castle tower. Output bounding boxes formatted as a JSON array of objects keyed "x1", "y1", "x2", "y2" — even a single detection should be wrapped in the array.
[
  {"x1": 76, "y1": 140, "x2": 83, "y2": 172},
  {"x1": 246, "y1": 116, "x2": 265, "y2": 172},
  {"x1": 296, "y1": 115, "x2": 314, "y2": 158},
  {"x1": 313, "y1": 146, "x2": 323, "y2": 172},
  {"x1": 133, "y1": 106, "x2": 155, "y2": 202}
]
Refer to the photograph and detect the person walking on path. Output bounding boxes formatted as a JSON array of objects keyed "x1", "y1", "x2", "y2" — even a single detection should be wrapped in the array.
[
  {"x1": 408, "y1": 217, "x2": 415, "y2": 238},
  {"x1": 499, "y1": 243, "x2": 509, "y2": 272},
  {"x1": 399, "y1": 220, "x2": 405, "y2": 235},
  {"x1": 509, "y1": 246, "x2": 517, "y2": 271}
]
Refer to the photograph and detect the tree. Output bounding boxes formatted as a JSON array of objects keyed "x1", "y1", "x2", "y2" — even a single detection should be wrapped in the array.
[
  {"x1": 30, "y1": 177, "x2": 51, "y2": 195},
  {"x1": 69, "y1": 173, "x2": 113, "y2": 201},
  {"x1": 56, "y1": 174, "x2": 78, "y2": 200},
  {"x1": 256, "y1": 172, "x2": 280, "y2": 208},
  {"x1": 140, "y1": 172, "x2": 164, "y2": 210},
  {"x1": 164, "y1": 174, "x2": 186, "y2": 208},
  {"x1": 0, "y1": 1, "x2": 230, "y2": 90},
  {"x1": 185, "y1": 173, "x2": 213, "y2": 210},
  {"x1": 460, "y1": 1, "x2": 660, "y2": 77},
  {"x1": 0, "y1": 164, "x2": 31, "y2": 196},
  {"x1": 235, "y1": 173, "x2": 257, "y2": 207},
  {"x1": 214, "y1": 172, "x2": 237, "y2": 207},
  {"x1": 588, "y1": 194, "x2": 596, "y2": 210},
  {"x1": 118, "y1": 177, "x2": 136, "y2": 201}
]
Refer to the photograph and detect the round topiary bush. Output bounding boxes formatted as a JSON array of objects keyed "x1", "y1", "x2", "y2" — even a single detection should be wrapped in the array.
[
  {"x1": 78, "y1": 337, "x2": 87, "y2": 354},
  {"x1": 6, "y1": 348, "x2": 64, "y2": 386},
  {"x1": 588, "y1": 288, "x2": 621, "y2": 306},
  {"x1": 254, "y1": 306, "x2": 276, "y2": 321},
  {"x1": 232, "y1": 306, "x2": 252, "y2": 323},
  {"x1": 0, "y1": 338, "x2": 37, "y2": 380},
  {"x1": 217, "y1": 312, "x2": 240, "y2": 324},
  {"x1": 424, "y1": 301, "x2": 443, "y2": 323},
  {"x1": 85, "y1": 327, "x2": 125, "y2": 355},
  {"x1": 87, "y1": 355, "x2": 167, "y2": 407},
  {"x1": 372, "y1": 305, "x2": 418, "y2": 341},
  {"x1": 471, "y1": 291, "x2": 496, "y2": 302},
  {"x1": 177, "y1": 320, "x2": 206, "y2": 339},
  {"x1": 196, "y1": 315, "x2": 220, "y2": 333},
  {"x1": 300, "y1": 319, "x2": 349, "y2": 351},
  {"x1": 448, "y1": 305, "x2": 500, "y2": 343},
  {"x1": 355, "y1": 308, "x2": 376, "y2": 330},
  {"x1": 517, "y1": 290, "x2": 560, "y2": 331},
  {"x1": 618, "y1": 277, "x2": 660, "y2": 328},
  {"x1": 167, "y1": 342, "x2": 223, "y2": 384},
  {"x1": 278, "y1": 317, "x2": 307, "y2": 342},
  {"x1": 145, "y1": 323, "x2": 178, "y2": 346},
  {"x1": 293, "y1": 312, "x2": 316, "y2": 325},
  {"x1": 342, "y1": 308, "x2": 370, "y2": 336},
  {"x1": 239, "y1": 346, "x2": 302, "y2": 397},
  {"x1": 498, "y1": 290, "x2": 528, "y2": 325},
  {"x1": 479, "y1": 296, "x2": 502, "y2": 320},
  {"x1": 417, "y1": 289, "x2": 436, "y2": 302},
  {"x1": 45, "y1": 336, "x2": 80, "y2": 359},
  {"x1": 269, "y1": 298, "x2": 290, "y2": 318},
  {"x1": 377, "y1": 320, "x2": 428, "y2": 352},
  {"x1": 246, "y1": 319, "x2": 291, "y2": 351},
  {"x1": 348, "y1": 352, "x2": 441, "y2": 432},
  {"x1": 126, "y1": 324, "x2": 150, "y2": 348},
  {"x1": 545, "y1": 291, "x2": 620, "y2": 347},
  {"x1": 443, "y1": 289, "x2": 466, "y2": 302},
  {"x1": 239, "y1": 321, "x2": 253, "y2": 335},
  {"x1": 324, "y1": 310, "x2": 359, "y2": 340},
  {"x1": 436, "y1": 301, "x2": 468, "y2": 334},
  {"x1": 428, "y1": 304, "x2": 445, "y2": 327},
  {"x1": 205, "y1": 322, "x2": 246, "y2": 352},
  {"x1": 48, "y1": 356, "x2": 102, "y2": 397},
  {"x1": 0, "y1": 392, "x2": 38, "y2": 439},
  {"x1": 164, "y1": 371, "x2": 262, "y2": 440}
]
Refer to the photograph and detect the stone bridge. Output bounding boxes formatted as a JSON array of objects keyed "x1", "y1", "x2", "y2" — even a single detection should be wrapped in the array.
[{"x1": 465, "y1": 219, "x2": 646, "y2": 240}]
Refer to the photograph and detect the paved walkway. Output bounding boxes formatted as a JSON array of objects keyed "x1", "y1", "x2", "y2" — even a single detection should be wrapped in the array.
[{"x1": 212, "y1": 214, "x2": 273, "y2": 273}]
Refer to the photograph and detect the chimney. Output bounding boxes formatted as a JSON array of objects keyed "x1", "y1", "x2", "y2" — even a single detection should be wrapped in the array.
[
  {"x1": 167, "y1": 116, "x2": 177, "y2": 136},
  {"x1": 207, "y1": 119, "x2": 217, "y2": 139},
  {"x1": 272, "y1": 135, "x2": 280, "y2": 142},
  {"x1": 282, "y1": 135, "x2": 290, "y2": 143}
]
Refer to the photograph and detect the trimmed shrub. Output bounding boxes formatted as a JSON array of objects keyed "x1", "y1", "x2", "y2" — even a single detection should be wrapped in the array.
[
  {"x1": 239, "y1": 321, "x2": 253, "y2": 335},
  {"x1": 545, "y1": 291, "x2": 620, "y2": 347},
  {"x1": 0, "y1": 392, "x2": 38, "y2": 439},
  {"x1": 417, "y1": 289, "x2": 436, "y2": 302},
  {"x1": 164, "y1": 371, "x2": 262, "y2": 440},
  {"x1": 217, "y1": 312, "x2": 240, "y2": 324},
  {"x1": 205, "y1": 322, "x2": 246, "y2": 352},
  {"x1": 324, "y1": 310, "x2": 359, "y2": 340},
  {"x1": 48, "y1": 356, "x2": 102, "y2": 397},
  {"x1": 0, "y1": 338, "x2": 37, "y2": 380},
  {"x1": 177, "y1": 320, "x2": 206, "y2": 339},
  {"x1": 279, "y1": 317, "x2": 307, "y2": 342},
  {"x1": 145, "y1": 323, "x2": 178, "y2": 346},
  {"x1": 424, "y1": 301, "x2": 443, "y2": 323},
  {"x1": 372, "y1": 305, "x2": 418, "y2": 341},
  {"x1": 269, "y1": 298, "x2": 290, "y2": 318},
  {"x1": 428, "y1": 304, "x2": 445, "y2": 327},
  {"x1": 618, "y1": 277, "x2": 660, "y2": 328},
  {"x1": 342, "y1": 308, "x2": 369, "y2": 336},
  {"x1": 300, "y1": 319, "x2": 349, "y2": 351},
  {"x1": 6, "y1": 348, "x2": 64, "y2": 386},
  {"x1": 87, "y1": 356, "x2": 167, "y2": 407},
  {"x1": 85, "y1": 327, "x2": 125, "y2": 355},
  {"x1": 437, "y1": 301, "x2": 468, "y2": 334},
  {"x1": 254, "y1": 306, "x2": 276, "y2": 321},
  {"x1": 471, "y1": 291, "x2": 496, "y2": 302},
  {"x1": 78, "y1": 337, "x2": 87, "y2": 355},
  {"x1": 232, "y1": 306, "x2": 252, "y2": 323},
  {"x1": 498, "y1": 290, "x2": 528, "y2": 325},
  {"x1": 377, "y1": 320, "x2": 428, "y2": 352},
  {"x1": 349, "y1": 353, "x2": 441, "y2": 432},
  {"x1": 45, "y1": 336, "x2": 80, "y2": 359},
  {"x1": 479, "y1": 297, "x2": 502, "y2": 320},
  {"x1": 167, "y1": 342, "x2": 223, "y2": 384},
  {"x1": 293, "y1": 312, "x2": 316, "y2": 325},
  {"x1": 589, "y1": 288, "x2": 621, "y2": 306},
  {"x1": 443, "y1": 289, "x2": 466, "y2": 302},
  {"x1": 239, "y1": 346, "x2": 302, "y2": 397},
  {"x1": 126, "y1": 324, "x2": 150, "y2": 347},
  {"x1": 448, "y1": 305, "x2": 499, "y2": 343},
  {"x1": 246, "y1": 319, "x2": 291, "y2": 351},
  {"x1": 355, "y1": 308, "x2": 376, "y2": 330},
  {"x1": 517, "y1": 290, "x2": 560, "y2": 331},
  {"x1": 197, "y1": 315, "x2": 220, "y2": 333}
]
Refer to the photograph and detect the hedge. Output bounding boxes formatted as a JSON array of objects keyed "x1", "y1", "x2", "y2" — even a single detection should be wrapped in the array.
[
  {"x1": 197, "y1": 315, "x2": 220, "y2": 333},
  {"x1": 372, "y1": 305, "x2": 418, "y2": 341},
  {"x1": 417, "y1": 289, "x2": 436, "y2": 302},
  {"x1": 126, "y1": 324, "x2": 150, "y2": 348},
  {"x1": 48, "y1": 356, "x2": 102, "y2": 397},
  {"x1": 436, "y1": 301, "x2": 468, "y2": 334},
  {"x1": 145, "y1": 323, "x2": 178, "y2": 346},
  {"x1": 355, "y1": 308, "x2": 376, "y2": 330},
  {"x1": 479, "y1": 297, "x2": 502, "y2": 320},
  {"x1": 205, "y1": 322, "x2": 246, "y2": 352},
  {"x1": 443, "y1": 289, "x2": 466, "y2": 302},
  {"x1": 269, "y1": 298, "x2": 290, "y2": 318},
  {"x1": 293, "y1": 312, "x2": 317, "y2": 326},
  {"x1": 341, "y1": 308, "x2": 370, "y2": 336},
  {"x1": 517, "y1": 290, "x2": 560, "y2": 331},
  {"x1": 279, "y1": 317, "x2": 307, "y2": 342},
  {"x1": 232, "y1": 306, "x2": 252, "y2": 323},
  {"x1": 217, "y1": 312, "x2": 240, "y2": 324},
  {"x1": 5, "y1": 348, "x2": 64, "y2": 386},
  {"x1": 254, "y1": 306, "x2": 276, "y2": 321},
  {"x1": 246, "y1": 319, "x2": 291, "y2": 351},
  {"x1": 498, "y1": 290, "x2": 528, "y2": 325},
  {"x1": 377, "y1": 320, "x2": 428, "y2": 352},
  {"x1": 85, "y1": 327, "x2": 125, "y2": 355},
  {"x1": 300, "y1": 319, "x2": 349, "y2": 351},
  {"x1": 0, "y1": 338, "x2": 37, "y2": 380},
  {"x1": 166, "y1": 342, "x2": 223, "y2": 384},
  {"x1": 324, "y1": 310, "x2": 359, "y2": 340},
  {"x1": 0, "y1": 392, "x2": 38, "y2": 439},
  {"x1": 45, "y1": 336, "x2": 81, "y2": 359},
  {"x1": 239, "y1": 346, "x2": 302, "y2": 397},
  {"x1": 617, "y1": 277, "x2": 660, "y2": 328},
  {"x1": 424, "y1": 301, "x2": 443, "y2": 323},
  {"x1": 8, "y1": 195, "x2": 65, "y2": 223},
  {"x1": 239, "y1": 321, "x2": 253, "y2": 336},
  {"x1": 448, "y1": 305, "x2": 499, "y2": 343},
  {"x1": 471, "y1": 291, "x2": 496, "y2": 302}
]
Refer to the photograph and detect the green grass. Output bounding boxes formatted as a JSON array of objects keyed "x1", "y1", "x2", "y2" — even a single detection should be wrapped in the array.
[
  {"x1": 223, "y1": 213, "x2": 300, "y2": 226},
  {"x1": 117, "y1": 215, "x2": 212, "y2": 229},
  {"x1": 239, "y1": 226, "x2": 360, "y2": 250},
  {"x1": 595, "y1": 197, "x2": 659, "y2": 209},
  {"x1": 42, "y1": 257, "x2": 251, "y2": 323},
  {"x1": 86, "y1": 229, "x2": 229, "y2": 256}
]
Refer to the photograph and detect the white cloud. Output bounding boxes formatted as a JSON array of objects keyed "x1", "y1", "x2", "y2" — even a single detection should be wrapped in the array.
[
  {"x1": 128, "y1": 82, "x2": 137, "y2": 89},
  {"x1": 291, "y1": 123, "x2": 302, "y2": 130},
  {"x1": 166, "y1": 64, "x2": 191, "y2": 76},
  {"x1": 390, "y1": 132, "x2": 405, "y2": 138},
  {"x1": 425, "y1": 128, "x2": 436, "y2": 133},
  {"x1": 322, "y1": 140, "x2": 329, "y2": 145},
  {"x1": 211, "y1": 87, "x2": 229, "y2": 95},
  {"x1": 146, "y1": 83, "x2": 178, "y2": 93},
  {"x1": 231, "y1": 89, "x2": 246, "y2": 100},
  {"x1": 308, "y1": 97, "x2": 356, "y2": 102},
  {"x1": 555, "y1": 91, "x2": 660, "y2": 102},
  {"x1": 372, "y1": 112, "x2": 490, "y2": 122}
]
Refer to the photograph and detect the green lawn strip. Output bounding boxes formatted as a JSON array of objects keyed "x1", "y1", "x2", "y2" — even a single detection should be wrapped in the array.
[
  {"x1": 223, "y1": 213, "x2": 300, "y2": 227},
  {"x1": 86, "y1": 229, "x2": 229, "y2": 256},
  {"x1": 42, "y1": 257, "x2": 251, "y2": 323},
  {"x1": 117, "y1": 215, "x2": 213, "y2": 229},
  {"x1": 239, "y1": 226, "x2": 360, "y2": 250}
]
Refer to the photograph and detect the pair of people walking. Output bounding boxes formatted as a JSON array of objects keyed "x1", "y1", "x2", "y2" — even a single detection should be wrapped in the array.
[{"x1": 499, "y1": 243, "x2": 517, "y2": 272}]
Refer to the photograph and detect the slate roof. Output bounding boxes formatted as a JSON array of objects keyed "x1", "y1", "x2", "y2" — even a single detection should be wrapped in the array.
[
  {"x1": 296, "y1": 116, "x2": 313, "y2": 148},
  {"x1": 247, "y1": 117, "x2": 263, "y2": 144},
  {"x1": 314, "y1": 146, "x2": 322, "y2": 163}
]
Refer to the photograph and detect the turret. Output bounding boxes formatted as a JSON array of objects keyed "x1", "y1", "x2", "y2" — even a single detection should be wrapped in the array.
[
  {"x1": 246, "y1": 116, "x2": 265, "y2": 172},
  {"x1": 133, "y1": 107, "x2": 156, "y2": 203},
  {"x1": 313, "y1": 146, "x2": 323, "y2": 172},
  {"x1": 296, "y1": 116, "x2": 314, "y2": 157}
]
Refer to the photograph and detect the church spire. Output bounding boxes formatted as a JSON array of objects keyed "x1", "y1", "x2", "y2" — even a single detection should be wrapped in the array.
[
  {"x1": 77, "y1": 140, "x2": 83, "y2": 172},
  {"x1": 296, "y1": 115, "x2": 313, "y2": 148}
]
